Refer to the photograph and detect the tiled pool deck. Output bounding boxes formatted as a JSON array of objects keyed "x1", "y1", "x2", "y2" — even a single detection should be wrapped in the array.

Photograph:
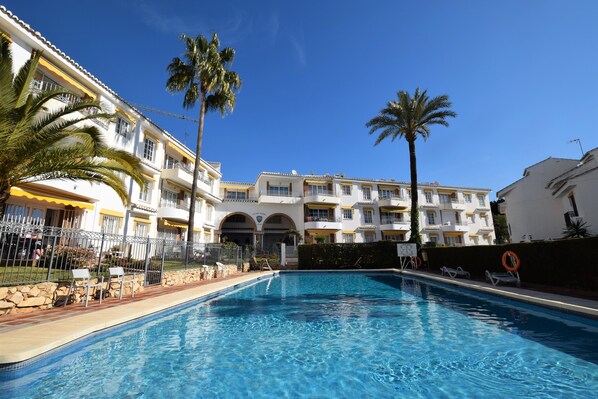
[{"x1": 1, "y1": 269, "x2": 597, "y2": 366}]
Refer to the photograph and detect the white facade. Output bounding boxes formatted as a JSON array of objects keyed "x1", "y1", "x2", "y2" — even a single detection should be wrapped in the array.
[
  {"x1": 1, "y1": 8, "x2": 221, "y2": 243},
  {"x1": 497, "y1": 149, "x2": 598, "y2": 241},
  {"x1": 217, "y1": 172, "x2": 495, "y2": 249}
]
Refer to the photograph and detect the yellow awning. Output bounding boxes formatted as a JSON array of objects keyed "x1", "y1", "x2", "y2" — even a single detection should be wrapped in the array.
[
  {"x1": 466, "y1": 212, "x2": 475, "y2": 215},
  {"x1": 469, "y1": 233, "x2": 479, "y2": 237},
  {"x1": 305, "y1": 180, "x2": 328, "y2": 184},
  {"x1": 144, "y1": 130, "x2": 160, "y2": 142},
  {"x1": 39, "y1": 58, "x2": 96, "y2": 99},
  {"x1": 342, "y1": 230, "x2": 355, "y2": 234},
  {"x1": 142, "y1": 173, "x2": 156, "y2": 181},
  {"x1": 10, "y1": 187, "x2": 94, "y2": 210},
  {"x1": 381, "y1": 231, "x2": 405, "y2": 235},
  {"x1": 483, "y1": 233, "x2": 492, "y2": 237},
  {"x1": 341, "y1": 206, "x2": 353, "y2": 209},
  {"x1": 115, "y1": 108, "x2": 136, "y2": 124},
  {"x1": 443, "y1": 232, "x2": 464, "y2": 237},
  {"x1": 133, "y1": 217, "x2": 151, "y2": 225},
  {"x1": 378, "y1": 184, "x2": 400, "y2": 190},
  {"x1": 306, "y1": 229, "x2": 338, "y2": 234},
  {"x1": 167, "y1": 142, "x2": 193, "y2": 159},
  {"x1": 164, "y1": 220, "x2": 188, "y2": 229},
  {"x1": 194, "y1": 227, "x2": 202, "y2": 232},
  {"x1": 100, "y1": 209, "x2": 124, "y2": 218}
]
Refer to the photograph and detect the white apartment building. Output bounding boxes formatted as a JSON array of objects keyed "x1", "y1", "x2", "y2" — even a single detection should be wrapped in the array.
[
  {"x1": 217, "y1": 172, "x2": 495, "y2": 249},
  {"x1": 1, "y1": 7, "x2": 496, "y2": 248},
  {"x1": 497, "y1": 148, "x2": 598, "y2": 241},
  {"x1": 1, "y1": 7, "x2": 221, "y2": 242}
]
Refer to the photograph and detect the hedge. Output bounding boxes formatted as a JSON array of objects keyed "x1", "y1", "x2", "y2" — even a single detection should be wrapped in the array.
[{"x1": 298, "y1": 237, "x2": 598, "y2": 291}]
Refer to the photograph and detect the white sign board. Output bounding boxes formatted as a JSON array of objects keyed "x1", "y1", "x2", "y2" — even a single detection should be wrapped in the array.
[{"x1": 397, "y1": 243, "x2": 417, "y2": 257}]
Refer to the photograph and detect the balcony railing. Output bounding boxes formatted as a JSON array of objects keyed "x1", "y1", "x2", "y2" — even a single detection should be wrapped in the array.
[
  {"x1": 305, "y1": 189, "x2": 335, "y2": 196},
  {"x1": 165, "y1": 163, "x2": 194, "y2": 175},
  {"x1": 380, "y1": 217, "x2": 408, "y2": 224},
  {"x1": 263, "y1": 190, "x2": 295, "y2": 197},
  {"x1": 379, "y1": 194, "x2": 405, "y2": 200},
  {"x1": 159, "y1": 201, "x2": 189, "y2": 211},
  {"x1": 305, "y1": 216, "x2": 341, "y2": 223},
  {"x1": 32, "y1": 79, "x2": 80, "y2": 105}
]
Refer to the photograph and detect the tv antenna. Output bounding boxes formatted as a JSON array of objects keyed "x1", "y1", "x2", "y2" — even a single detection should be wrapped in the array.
[{"x1": 568, "y1": 139, "x2": 585, "y2": 158}]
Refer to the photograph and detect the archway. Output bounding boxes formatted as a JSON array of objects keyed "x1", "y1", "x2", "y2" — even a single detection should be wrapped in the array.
[
  {"x1": 219, "y1": 212, "x2": 257, "y2": 247},
  {"x1": 262, "y1": 213, "x2": 296, "y2": 251}
]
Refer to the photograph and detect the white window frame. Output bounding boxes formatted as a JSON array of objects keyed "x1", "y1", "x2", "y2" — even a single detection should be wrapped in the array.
[
  {"x1": 135, "y1": 222, "x2": 150, "y2": 238},
  {"x1": 425, "y1": 191, "x2": 433, "y2": 203},
  {"x1": 143, "y1": 137, "x2": 156, "y2": 162},
  {"x1": 139, "y1": 181, "x2": 151, "y2": 202},
  {"x1": 102, "y1": 215, "x2": 121, "y2": 234},
  {"x1": 343, "y1": 233, "x2": 354, "y2": 243},
  {"x1": 342, "y1": 209, "x2": 353, "y2": 220},
  {"x1": 464, "y1": 193, "x2": 472, "y2": 203},
  {"x1": 427, "y1": 211, "x2": 436, "y2": 225},
  {"x1": 363, "y1": 209, "x2": 373, "y2": 224},
  {"x1": 477, "y1": 194, "x2": 486, "y2": 207},
  {"x1": 341, "y1": 185, "x2": 351, "y2": 195},
  {"x1": 362, "y1": 186, "x2": 371, "y2": 200},
  {"x1": 115, "y1": 116, "x2": 130, "y2": 137}
]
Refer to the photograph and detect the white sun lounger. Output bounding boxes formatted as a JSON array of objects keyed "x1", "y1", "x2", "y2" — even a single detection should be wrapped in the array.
[
  {"x1": 440, "y1": 266, "x2": 470, "y2": 279},
  {"x1": 485, "y1": 270, "x2": 520, "y2": 287}
]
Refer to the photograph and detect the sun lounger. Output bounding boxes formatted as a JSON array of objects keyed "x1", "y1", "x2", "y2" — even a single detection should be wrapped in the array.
[
  {"x1": 440, "y1": 266, "x2": 470, "y2": 279},
  {"x1": 485, "y1": 270, "x2": 520, "y2": 287}
]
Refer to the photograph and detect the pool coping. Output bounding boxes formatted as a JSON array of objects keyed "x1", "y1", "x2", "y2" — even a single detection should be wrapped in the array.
[
  {"x1": 0, "y1": 271, "x2": 277, "y2": 365},
  {"x1": 1, "y1": 268, "x2": 597, "y2": 367},
  {"x1": 280, "y1": 269, "x2": 598, "y2": 319}
]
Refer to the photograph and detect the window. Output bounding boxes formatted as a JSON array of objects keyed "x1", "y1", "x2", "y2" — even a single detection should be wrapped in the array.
[
  {"x1": 135, "y1": 222, "x2": 149, "y2": 237},
  {"x1": 425, "y1": 191, "x2": 433, "y2": 203},
  {"x1": 193, "y1": 231, "x2": 202, "y2": 243},
  {"x1": 427, "y1": 211, "x2": 436, "y2": 225},
  {"x1": 382, "y1": 233, "x2": 405, "y2": 241},
  {"x1": 343, "y1": 233, "x2": 354, "y2": 243},
  {"x1": 195, "y1": 199, "x2": 202, "y2": 213},
  {"x1": 268, "y1": 186, "x2": 289, "y2": 196},
  {"x1": 206, "y1": 205, "x2": 213, "y2": 221},
  {"x1": 362, "y1": 186, "x2": 371, "y2": 200},
  {"x1": 342, "y1": 209, "x2": 353, "y2": 220},
  {"x1": 381, "y1": 211, "x2": 403, "y2": 224},
  {"x1": 379, "y1": 188, "x2": 398, "y2": 199},
  {"x1": 364, "y1": 232, "x2": 376, "y2": 243},
  {"x1": 161, "y1": 190, "x2": 178, "y2": 208},
  {"x1": 568, "y1": 193, "x2": 579, "y2": 216},
  {"x1": 464, "y1": 193, "x2": 472, "y2": 203},
  {"x1": 143, "y1": 138, "x2": 155, "y2": 162},
  {"x1": 482, "y1": 215, "x2": 489, "y2": 227},
  {"x1": 455, "y1": 212, "x2": 461, "y2": 224},
  {"x1": 444, "y1": 235, "x2": 462, "y2": 246},
  {"x1": 307, "y1": 184, "x2": 329, "y2": 195},
  {"x1": 115, "y1": 116, "x2": 131, "y2": 137},
  {"x1": 226, "y1": 190, "x2": 247, "y2": 200},
  {"x1": 439, "y1": 194, "x2": 451, "y2": 204},
  {"x1": 341, "y1": 185, "x2": 351, "y2": 195},
  {"x1": 477, "y1": 194, "x2": 486, "y2": 207},
  {"x1": 363, "y1": 209, "x2": 373, "y2": 224},
  {"x1": 157, "y1": 228, "x2": 178, "y2": 240},
  {"x1": 165, "y1": 155, "x2": 178, "y2": 169},
  {"x1": 308, "y1": 208, "x2": 330, "y2": 221},
  {"x1": 468, "y1": 214, "x2": 475, "y2": 224},
  {"x1": 101, "y1": 215, "x2": 121, "y2": 234},
  {"x1": 429, "y1": 235, "x2": 438, "y2": 243},
  {"x1": 139, "y1": 181, "x2": 151, "y2": 202}
]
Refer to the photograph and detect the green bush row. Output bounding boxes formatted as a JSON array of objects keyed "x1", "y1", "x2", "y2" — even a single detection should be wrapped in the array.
[
  {"x1": 425, "y1": 237, "x2": 598, "y2": 291},
  {"x1": 298, "y1": 237, "x2": 598, "y2": 291},
  {"x1": 298, "y1": 241, "x2": 402, "y2": 269}
]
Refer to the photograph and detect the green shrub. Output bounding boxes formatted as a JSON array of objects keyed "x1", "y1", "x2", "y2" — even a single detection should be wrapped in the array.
[{"x1": 298, "y1": 241, "x2": 402, "y2": 269}]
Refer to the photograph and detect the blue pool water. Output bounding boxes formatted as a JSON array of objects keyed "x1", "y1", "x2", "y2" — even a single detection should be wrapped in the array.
[{"x1": 1, "y1": 272, "x2": 598, "y2": 398}]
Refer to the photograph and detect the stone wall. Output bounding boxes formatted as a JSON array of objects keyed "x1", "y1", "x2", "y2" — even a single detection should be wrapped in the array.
[
  {"x1": 161, "y1": 264, "x2": 239, "y2": 287},
  {"x1": 0, "y1": 273, "x2": 146, "y2": 316}
]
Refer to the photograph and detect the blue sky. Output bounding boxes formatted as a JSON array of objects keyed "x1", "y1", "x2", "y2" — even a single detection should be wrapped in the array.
[{"x1": 4, "y1": 1, "x2": 598, "y2": 196}]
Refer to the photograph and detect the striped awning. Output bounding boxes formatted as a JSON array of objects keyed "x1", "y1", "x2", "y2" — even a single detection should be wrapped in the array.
[{"x1": 10, "y1": 187, "x2": 94, "y2": 210}]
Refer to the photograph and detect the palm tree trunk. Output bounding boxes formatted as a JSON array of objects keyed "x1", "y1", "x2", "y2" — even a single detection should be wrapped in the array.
[
  {"x1": 0, "y1": 186, "x2": 10, "y2": 220},
  {"x1": 408, "y1": 139, "x2": 421, "y2": 246},
  {"x1": 187, "y1": 91, "x2": 207, "y2": 244}
]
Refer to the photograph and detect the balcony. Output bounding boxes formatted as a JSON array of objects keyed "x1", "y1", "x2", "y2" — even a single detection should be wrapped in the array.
[
  {"x1": 304, "y1": 216, "x2": 342, "y2": 230},
  {"x1": 478, "y1": 226, "x2": 494, "y2": 233},
  {"x1": 422, "y1": 224, "x2": 442, "y2": 231},
  {"x1": 438, "y1": 199, "x2": 466, "y2": 210},
  {"x1": 303, "y1": 190, "x2": 340, "y2": 205},
  {"x1": 157, "y1": 201, "x2": 189, "y2": 222},
  {"x1": 258, "y1": 190, "x2": 302, "y2": 205},
  {"x1": 378, "y1": 195, "x2": 409, "y2": 209},
  {"x1": 442, "y1": 221, "x2": 470, "y2": 232},
  {"x1": 380, "y1": 218, "x2": 410, "y2": 231},
  {"x1": 161, "y1": 164, "x2": 214, "y2": 196}
]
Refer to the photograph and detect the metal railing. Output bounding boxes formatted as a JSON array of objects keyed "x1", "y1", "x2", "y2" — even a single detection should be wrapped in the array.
[
  {"x1": 0, "y1": 221, "x2": 240, "y2": 286},
  {"x1": 304, "y1": 189, "x2": 335, "y2": 196},
  {"x1": 159, "y1": 200, "x2": 190, "y2": 211},
  {"x1": 380, "y1": 217, "x2": 408, "y2": 224},
  {"x1": 305, "y1": 216, "x2": 341, "y2": 223}
]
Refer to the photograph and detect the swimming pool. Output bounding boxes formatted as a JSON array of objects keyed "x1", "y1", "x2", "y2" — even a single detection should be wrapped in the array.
[{"x1": 1, "y1": 272, "x2": 597, "y2": 398}]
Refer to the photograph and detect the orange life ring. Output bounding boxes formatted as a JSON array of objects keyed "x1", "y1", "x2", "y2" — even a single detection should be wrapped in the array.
[
  {"x1": 411, "y1": 256, "x2": 423, "y2": 269},
  {"x1": 502, "y1": 251, "x2": 520, "y2": 272}
]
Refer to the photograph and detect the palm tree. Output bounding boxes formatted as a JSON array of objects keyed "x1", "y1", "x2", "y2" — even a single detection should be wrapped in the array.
[
  {"x1": 166, "y1": 33, "x2": 241, "y2": 242},
  {"x1": 366, "y1": 88, "x2": 456, "y2": 246},
  {"x1": 0, "y1": 37, "x2": 144, "y2": 218},
  {"x1": 562, "y1": 219, "x2": 592, "y2": 238}
]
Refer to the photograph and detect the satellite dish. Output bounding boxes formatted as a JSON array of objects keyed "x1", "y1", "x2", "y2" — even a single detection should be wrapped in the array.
[{"x1": 291, "y1": 170, "x2": 298, "y2": 175}]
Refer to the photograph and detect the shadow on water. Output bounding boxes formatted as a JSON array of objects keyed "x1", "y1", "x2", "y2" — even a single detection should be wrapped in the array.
[{"x1": 367, "y1": 274, "x2": 598, "y2": 365}]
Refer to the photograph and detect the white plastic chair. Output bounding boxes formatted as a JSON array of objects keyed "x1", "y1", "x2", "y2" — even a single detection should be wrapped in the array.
[
  {"x1": 216, "y1": 262, "x2": 229, "y2": 277},
  {"x1": 109, "y1": 267, "x2": 136, "y2": 299},
  {"x1": 67, "y1": 268, "x2": 104, "y2": 307}
]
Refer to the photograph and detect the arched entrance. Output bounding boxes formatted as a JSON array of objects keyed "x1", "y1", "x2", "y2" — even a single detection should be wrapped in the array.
[
  {"x1": 262, "y1": 213, "x2": 296, "y2": 251},
  {"x1": 219, "y1": 213, "x2": 256, "y2": 247}
]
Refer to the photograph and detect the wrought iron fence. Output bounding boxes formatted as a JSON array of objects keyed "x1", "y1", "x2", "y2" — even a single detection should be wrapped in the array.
[{"x1": 0, "y1": 221, "x2": 241, "y2": 286}]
